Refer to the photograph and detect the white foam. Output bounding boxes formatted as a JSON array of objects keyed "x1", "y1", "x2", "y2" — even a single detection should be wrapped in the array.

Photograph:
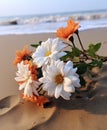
[{"x1": 0, "y1": 10, "x2": 107, "y2": 35}]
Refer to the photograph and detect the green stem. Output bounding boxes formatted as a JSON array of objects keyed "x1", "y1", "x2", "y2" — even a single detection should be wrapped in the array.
[
  {"x1": 72, "y1": 41, "x2": 76, "y2": 48},
  {"x1": 75, "y1": 30, "x2": 89, "y2": 60},
  {"x1": 69, "y1": 36, "x2": 76, "y2": 48},
  {"x1": 76, "y1": 31, "x2": 85, "y2": 52},
  {"x1": 77, "y1": 33, "x2": 85, "y2": 52}
]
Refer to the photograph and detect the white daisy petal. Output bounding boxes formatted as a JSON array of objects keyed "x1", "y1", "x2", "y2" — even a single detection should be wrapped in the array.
[
  {"x1": 63, "y1": 76, "x2": 78, "y2": 92},
  {"x1": 69, "y1": 76, "x2": 81, "y2": 88},
  {"x1": 57, "y1": 52, "x2": 67, "y2": 58},
  {"x1": 47, "y1": 84, "x2": 56, "y2": 96},
  {"x1": 55, "y1": 85, "x2": 62, "y2": 99},
  {"x1": 64, "y1": 77, "x2": 72, "y2": 86},
  {"x1": 43, "y1": 83, "x2": 51, "y2": 90},
  {"x1": 64, "y1": 85, "x2": 75, "y2": 93},
  {"x1": 65, "y1": 61, "x2": 73, "y2": 68},
  {"x1": 63, "y1": 77, "x2": 75, "y2": 92},
  {"x1": 64, "y1": 61, "x2": 73, "y2": 75},
  {"x1": 19, "y1": 82, "x2": 26, "y2": 90},
  {"x1": 52, "y1": 38, "x2": 67, "y2": 51},
  {"x1": 15, "y1": 77, "x2": 25, "y2": 82},
  {"x1": 32, "y1": 87, "x2": 39, "y2": 96},
  {"x1": 40, "y1": 60, "x2": 81, "y2": 100},
  {"x1": 24, "y1": 83, "x2": 32, "y2": 97},
  {"x1": 33, "y1": 57, "x2": 46, "y2": 67},
  {"x1": 61, "y1": 89, "x2": 71, "y2": 100},
  {"x1": 15, "y1": 61, "x2": 39, "y2": 97},
  {"x1": 32, "y1": 38, "x2": 67, "y2": 67},
  {"x1": 39, "y1": 77, "x2": 46, "y2": 83}
]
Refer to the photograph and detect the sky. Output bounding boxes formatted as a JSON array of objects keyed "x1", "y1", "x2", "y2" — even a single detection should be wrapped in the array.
[{"x1": 0, "y1": 0, "x2": 107, "y2": 16}]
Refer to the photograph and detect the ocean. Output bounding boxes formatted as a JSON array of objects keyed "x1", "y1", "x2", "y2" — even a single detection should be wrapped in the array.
[{"x1": 0, "y1": 9, "x2": 107, "y2": 35}]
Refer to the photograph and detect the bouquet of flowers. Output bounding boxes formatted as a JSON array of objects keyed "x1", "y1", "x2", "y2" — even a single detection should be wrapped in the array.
[{"x1": 13, "y1": 19, "x2": 107, "y2": 107}]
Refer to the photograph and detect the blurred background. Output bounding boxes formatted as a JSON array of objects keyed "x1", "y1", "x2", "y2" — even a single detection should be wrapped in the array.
[{"x1": 0, "y1": 0, "x2": 107, "y2": 35}]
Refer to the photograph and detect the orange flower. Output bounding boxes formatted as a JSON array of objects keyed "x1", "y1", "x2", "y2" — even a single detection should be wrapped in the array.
[
  {"x1": 24, "y1": 60, "x2": 38, "y2": 81},
  {"x1": 13, "y1": 46, "x2": 32, "y2": 65},
  {"x1": 56, "y1": 19, "x2": 80, "y2": 40},
  {"x1": 22, "y1": 94, "x2": 50, "y2": 107}
]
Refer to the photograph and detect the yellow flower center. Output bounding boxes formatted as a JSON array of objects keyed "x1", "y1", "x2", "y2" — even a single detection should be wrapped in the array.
[
  {"x1": 55, "y1": 74, "x2": 64, "y2": 84},
  {"x1": 45, "y1": 51, "x2": 51, "y2": 57}
]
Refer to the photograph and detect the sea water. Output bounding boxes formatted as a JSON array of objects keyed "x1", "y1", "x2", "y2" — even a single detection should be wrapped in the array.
[{"x1": 0, "y1": 9, "x2": 107, "y2": 35}]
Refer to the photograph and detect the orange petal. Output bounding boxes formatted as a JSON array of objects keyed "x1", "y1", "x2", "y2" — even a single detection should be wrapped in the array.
[
  {"x1": 13, "y1": 46, "x2": 32, "y2": 65},
  {"x1": 57, "y1": 19, "x2": 80, "y2": 40},
  {"x1": 22, "y1": 94, "x2": 50, "y2": 107},
  {"x1": 36, "y1": 96, "x2": 50, "y2": 107}
]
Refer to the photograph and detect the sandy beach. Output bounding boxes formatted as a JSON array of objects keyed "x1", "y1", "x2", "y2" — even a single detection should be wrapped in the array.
[{"x1": 0, "y1": 28, "x2": 107, "y2": 130}]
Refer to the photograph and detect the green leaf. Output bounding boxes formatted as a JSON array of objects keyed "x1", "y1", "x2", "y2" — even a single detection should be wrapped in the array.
[
  {"x1": 87, "y1": 43, "x2": 101, "y2": 57},
  {"x1": 37, "y1": 68, "x2": 43, "y2": 78},
  {"x1": 88, "y1": 60, "x2": 103, "y2": 68},
  {"x1": 31, "y1": 41, "x2": 42, "y2": 48},
  {"x1": 72, "y1": 47, "x2": 81, "y2": 57},
  {"x1": 94, "y1": 43, "x2": 101, "y2": 52},
  {"x1": 75, "y1": 63, "x2": 87, "y2": 74},
  {"x1": 79, "y1": 76, "x2": 86, "y2": 86},
  {"x1": 60, "y1": 51, "x2": 73, "y2": 61},
  {"x1": 31, "y1": 44, "x2": 40, "y2": 48},
  {"x1": 60, "y1": 48, "x2": 81, "y2": 61}
]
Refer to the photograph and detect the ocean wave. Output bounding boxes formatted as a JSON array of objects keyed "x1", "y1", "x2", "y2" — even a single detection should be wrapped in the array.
[
  {"x1": 73, "y1": 13, "x2": 107, "y2": 21},
  {"x1": 0, "y1": 11, "x2": 107, "y2": 35},
  {"x1": 0, "y1": 13, "x2": 107, "y2": 26},
  {"x1": 0, "y1": 19, "x2": 18, "y2": 25}
]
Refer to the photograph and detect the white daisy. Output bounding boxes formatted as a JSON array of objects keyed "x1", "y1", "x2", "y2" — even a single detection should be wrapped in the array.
[
  {"x1": 39, "y1": 60, "x2": 81, "y2": 100},
  {"x1": 15, "y1": 61, "x2": 39, "y2": 97},
  {"x1": 32, "y1": 38, "x2": 67, "y2": 67}
]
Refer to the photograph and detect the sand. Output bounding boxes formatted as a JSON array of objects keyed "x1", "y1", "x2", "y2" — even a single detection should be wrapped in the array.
[{"x1": 0, "y1": 28, "x2": 107, "y2": 130}]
